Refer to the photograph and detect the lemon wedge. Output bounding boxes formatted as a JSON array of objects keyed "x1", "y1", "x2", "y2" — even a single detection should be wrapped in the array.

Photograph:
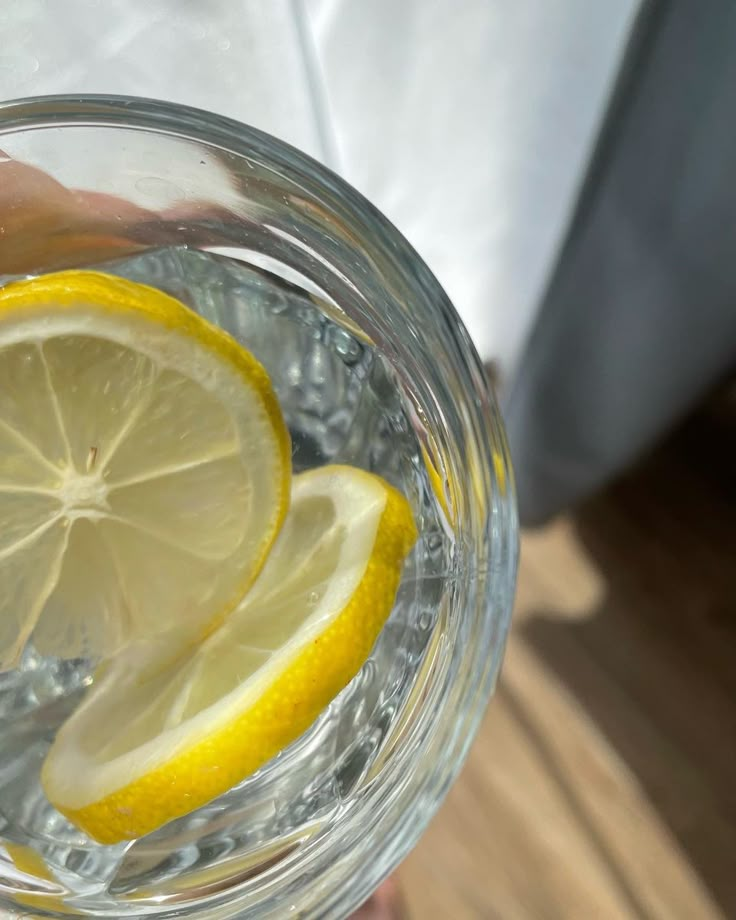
[
  {"x1": 42, "y1": 465, "x2": 417, "y2": 844},
  {"x1": 0, "y1": 271, "x2": 290, "y2": 667}
]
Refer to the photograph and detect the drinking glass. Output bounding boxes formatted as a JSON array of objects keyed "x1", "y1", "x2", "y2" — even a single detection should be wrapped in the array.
[{"x1": 0, "y1": 95, "x2": 518, "y2": 919}]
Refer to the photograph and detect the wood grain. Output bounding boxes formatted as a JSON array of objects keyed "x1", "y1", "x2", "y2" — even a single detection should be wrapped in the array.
[{"x1": 397, "y1": 408, "x2": 736, "y2": 919}]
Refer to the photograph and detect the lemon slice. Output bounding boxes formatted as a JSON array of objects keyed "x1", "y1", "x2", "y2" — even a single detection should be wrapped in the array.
[
  {"x1": 0, "y1": 271, "x2": 290, "y2": 668},
  {"x1": 42, "y1": 465, "x2": 417, "y2": 844}
]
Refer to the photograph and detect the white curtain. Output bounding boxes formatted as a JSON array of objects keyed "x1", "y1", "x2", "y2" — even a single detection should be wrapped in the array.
[{"x1": 0, "y1": 0, "x2": 639, "y2": 379}]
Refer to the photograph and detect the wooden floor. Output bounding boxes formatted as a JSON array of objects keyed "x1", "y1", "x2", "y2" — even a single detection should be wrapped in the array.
[{"x1": 397, "y1": 404, "x2": 736, "y2": 919}]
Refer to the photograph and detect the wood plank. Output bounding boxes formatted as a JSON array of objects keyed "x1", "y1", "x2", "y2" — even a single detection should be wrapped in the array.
[{"x1": 397, "y1": 409, "x2": 736, "y2": 918}]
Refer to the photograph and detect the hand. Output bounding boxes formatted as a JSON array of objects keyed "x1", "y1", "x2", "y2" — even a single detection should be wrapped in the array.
[
  {"x1": 0, "y1": 155, "x2": 157, "y2": 276},
  {"x1": 350, "y1": 878, "x2": 405, "y2": 920}
]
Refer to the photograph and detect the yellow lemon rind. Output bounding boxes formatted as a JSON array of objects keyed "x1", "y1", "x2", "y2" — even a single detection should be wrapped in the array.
[
  {"x1": 45, "y1": 477, "x2": 416, "y2": 844},
  {"x1": 0, "y1": 270, "x2": 292, "y2": 630}
]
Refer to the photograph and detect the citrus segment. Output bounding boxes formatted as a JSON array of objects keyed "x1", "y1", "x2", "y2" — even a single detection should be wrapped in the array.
[
  {"x1": 42, "y1": 465, "x2": 417, "y2": 843},
  {"x1": 0, "y1": 270, "x2": 290, "y2": 667}
]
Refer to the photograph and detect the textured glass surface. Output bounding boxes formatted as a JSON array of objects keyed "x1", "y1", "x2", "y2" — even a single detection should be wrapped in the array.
[{"x1": 0, "y1": 96, "x2": 517, "y2": 919}]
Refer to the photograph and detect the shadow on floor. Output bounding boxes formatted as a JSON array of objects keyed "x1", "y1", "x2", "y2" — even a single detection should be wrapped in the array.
[{"x1": 521, "y1": 404, "x2": 736, "y2": 918}]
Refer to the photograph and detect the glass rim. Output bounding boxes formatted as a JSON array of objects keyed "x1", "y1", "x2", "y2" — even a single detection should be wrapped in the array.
[{"x1": 0, "y1": 94, "x2": 519, "y2": 918}]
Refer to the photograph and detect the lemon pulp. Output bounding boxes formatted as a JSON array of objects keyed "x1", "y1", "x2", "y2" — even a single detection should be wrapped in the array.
[
  {"x1": 0, "y1": 271, "x2": 290, "y2": 667},
  {"x1": 42, "y1": 465, "x2": 417, "y2": 843}
]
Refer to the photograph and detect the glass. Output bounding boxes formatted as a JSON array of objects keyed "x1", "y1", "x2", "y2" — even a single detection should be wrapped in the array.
[{"x1": 0, "y1": 96, "x2": 518, "y2": 919}]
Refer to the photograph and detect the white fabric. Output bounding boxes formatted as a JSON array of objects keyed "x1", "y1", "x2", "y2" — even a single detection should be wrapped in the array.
[
  {"x1": 0, "y1": 0, "x2": 638, "y2": 378},
  {"x1": 307, "y1": 0, "x2": 639, "y2": 377}
]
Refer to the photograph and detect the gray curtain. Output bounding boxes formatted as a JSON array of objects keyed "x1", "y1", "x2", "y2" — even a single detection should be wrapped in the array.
[{"x1": 505, "y1": 0, "x2": 736, "y2": 525}]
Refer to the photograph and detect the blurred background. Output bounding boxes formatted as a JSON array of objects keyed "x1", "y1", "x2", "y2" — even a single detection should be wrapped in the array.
[{"x1": 1, "y1": 1, "x2": 735, "y2": 916}]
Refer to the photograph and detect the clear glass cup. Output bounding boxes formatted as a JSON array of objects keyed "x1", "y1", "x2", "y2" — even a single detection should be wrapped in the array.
[{"x1": 0, "y1": 96, "x2": 518, "y2": 919}]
